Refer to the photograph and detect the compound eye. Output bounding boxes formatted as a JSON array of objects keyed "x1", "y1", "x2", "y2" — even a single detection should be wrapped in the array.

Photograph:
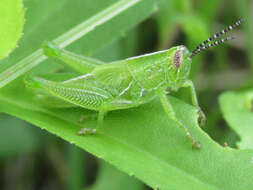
[{"x1": 174, "y1": 50, "x2": 183, "y2": 69}]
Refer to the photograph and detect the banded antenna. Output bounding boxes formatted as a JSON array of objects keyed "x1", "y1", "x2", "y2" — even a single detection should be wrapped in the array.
[{"x1": 190, "y1": 18, "x2": 245, "y2": 58}]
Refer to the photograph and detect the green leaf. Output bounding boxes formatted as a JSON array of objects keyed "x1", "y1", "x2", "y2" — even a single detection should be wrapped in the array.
[
  {"x1": 219, "y1": 90, "x2": 253, "y2": 149},
  {"x1": 0, "y1": 79, "x2": 252, "y2": 190},
  {"x1": 0, "y1": 0, "x2": 25, "y2": 59},
  {"x1": 87, "y1": 161, "x2": 143, "y2": 190},
  {"x1": 0, "y1": 1, "x2": 252, "y2": 189},
  {"x1": 0, "y1": 0, "x2": 160, "y2": 88}
]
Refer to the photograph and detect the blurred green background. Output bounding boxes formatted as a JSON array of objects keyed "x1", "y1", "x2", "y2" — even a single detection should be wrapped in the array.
[{"x1": 0, "y1": 0, "x2": 252, "y2": 189}]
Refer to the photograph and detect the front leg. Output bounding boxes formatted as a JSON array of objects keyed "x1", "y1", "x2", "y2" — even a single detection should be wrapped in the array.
[
  {"x1": 182, "y1": 80, "x2": 206, "y2": 127},
  {"x1": 158, "y1": 91, "x2": 201, "y2": 149}
]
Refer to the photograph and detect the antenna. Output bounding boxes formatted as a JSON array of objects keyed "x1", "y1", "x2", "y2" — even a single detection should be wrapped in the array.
[{"x1": 190, "y1": 18, "x2": 244, "y2": 58}]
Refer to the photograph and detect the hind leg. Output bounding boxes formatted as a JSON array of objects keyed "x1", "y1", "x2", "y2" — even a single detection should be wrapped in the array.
[
  {"x1": 25, "y1": 75, "x2": 113, "y2": 136},
  {"x1": 43, "y1": 42, "x2": 105, "y2": 74}
]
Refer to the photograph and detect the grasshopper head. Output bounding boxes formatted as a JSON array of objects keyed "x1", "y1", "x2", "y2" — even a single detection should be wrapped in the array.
[{"x1": 172, "y1": 46, "x2": 192, "y2": 82}]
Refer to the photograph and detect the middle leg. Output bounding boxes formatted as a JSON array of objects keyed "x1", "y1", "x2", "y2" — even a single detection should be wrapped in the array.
[{"x1": 78, "y1": 109, "x2": 106, "y2": 135}]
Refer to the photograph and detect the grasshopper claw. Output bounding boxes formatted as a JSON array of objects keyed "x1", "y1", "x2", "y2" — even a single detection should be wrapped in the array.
[
  {"x1": 192, "y1": 140, "x2": 202, "y2": 149},
  {"x1": 197, "y1": 108, "x2": 206, "y2": 127},
  {"x1": 77, "y1": 128, "x2": 96, "y2": 136}
]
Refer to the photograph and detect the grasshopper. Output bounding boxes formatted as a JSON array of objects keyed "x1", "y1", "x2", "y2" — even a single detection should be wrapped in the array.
[{"x1": 25, "y1": 19, "x2": 244, "y2": 149}]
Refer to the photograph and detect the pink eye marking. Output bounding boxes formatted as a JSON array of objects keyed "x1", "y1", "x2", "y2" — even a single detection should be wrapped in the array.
[{"x1": 174, "y1": 50, "x2": 183, "y2": 68}]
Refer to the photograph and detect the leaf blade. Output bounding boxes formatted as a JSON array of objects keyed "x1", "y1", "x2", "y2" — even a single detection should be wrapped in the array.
[
  {"x1": 0, "y1": 79, "x2": 252, "y2": 190},
  {"x1": 219, "y1": 90, "x2": 253, "y2": 149},
  {"x1": 0, "y1": 0, "x2": 25, "y2": 59}
]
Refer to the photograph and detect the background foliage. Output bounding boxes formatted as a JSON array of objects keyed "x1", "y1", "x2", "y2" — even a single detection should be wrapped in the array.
[
  {"x1": 0, "y1": 0, "x2": 24, "y2": 60},
  {"x1": 0, "y1": 0, "x2": 253, "y2": 190}
]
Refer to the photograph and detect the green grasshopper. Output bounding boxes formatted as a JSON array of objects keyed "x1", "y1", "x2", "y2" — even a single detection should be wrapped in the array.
[{"x1": 25, "y1": 19, "x2": 244, "y2": 149}]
